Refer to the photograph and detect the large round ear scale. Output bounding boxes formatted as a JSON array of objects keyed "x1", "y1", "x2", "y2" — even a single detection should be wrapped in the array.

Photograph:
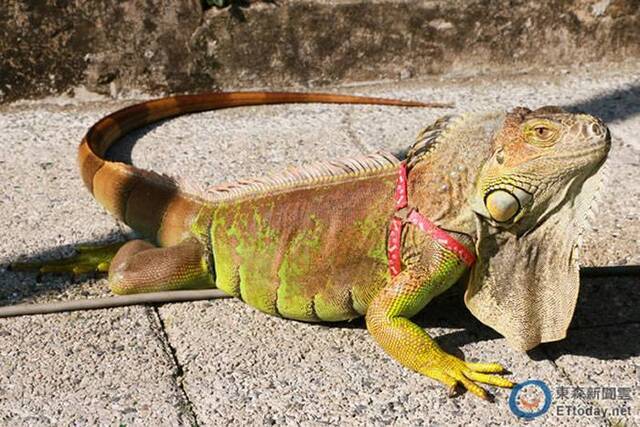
[{"x1": 485, "y1": 190, "x2": 520, "y2": 223}]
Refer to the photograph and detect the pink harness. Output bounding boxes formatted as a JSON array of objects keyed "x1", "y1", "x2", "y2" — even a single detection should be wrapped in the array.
[{"x1": 387, "y1": 163, "x2": 476, "y2": 277}]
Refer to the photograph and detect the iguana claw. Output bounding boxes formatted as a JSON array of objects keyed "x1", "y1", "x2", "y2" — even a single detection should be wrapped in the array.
[
  {"x1": 447, "y1": 385, "x2": 458, "y2": 398},
  {"x1": 11, "y1": 242, "x2": 125, "y2": 276},
  {"x1": 423, "y1": 354, "x2": 514, "y2": 400}
]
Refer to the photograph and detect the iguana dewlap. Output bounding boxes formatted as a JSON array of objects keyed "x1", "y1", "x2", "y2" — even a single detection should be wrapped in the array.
[{"x1": 42, "y1": 93, "x2": 614, "y2": 399}]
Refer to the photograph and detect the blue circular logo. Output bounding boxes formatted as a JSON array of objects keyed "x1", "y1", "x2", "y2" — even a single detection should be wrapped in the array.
[{"x1": 509, "y1": 380, "x2": 552, "y2": 419}]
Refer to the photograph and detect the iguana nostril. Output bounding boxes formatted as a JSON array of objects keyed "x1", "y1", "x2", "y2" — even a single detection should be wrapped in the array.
[
  {"x1": 485, "y1": 190, "x2": 520, "y2": 222},
  {"x1": 585, "y1": 119, "x2": 608, "y2": 139}
]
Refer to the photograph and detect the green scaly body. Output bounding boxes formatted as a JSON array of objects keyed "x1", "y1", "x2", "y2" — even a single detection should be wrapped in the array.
[{"x1": 206, "y1": 166, "x2": 396, "y2": 321}]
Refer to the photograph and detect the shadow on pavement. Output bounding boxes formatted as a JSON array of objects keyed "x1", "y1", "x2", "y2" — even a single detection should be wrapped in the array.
[
  {"x1": 0, "y1": 234, "x2": 125, "y2": 306},
  {"x1": 407, "y1": 271, "x2": 640, "y2": 362},
  {"x1": 390, "y1": 82, "x2": 640, "y2": 161},
  {"x1": 106, "y1": 120, "x2": 165, "y2": 164},
  {"x1": 288, "y1": 267, "x2": 640, "y2": 363},
  {"x1": 562, "y1": 82, "x2": 640, "y2": 123},
  {"x1": 2, "y1": 237, "x2": 638, "y2": 363},
  {"x1": 533, "y1": 273, "x2": 640, "y2": 362},
  {"x1": 0, "y1": 120, "x2": 166, "y2": 306}
]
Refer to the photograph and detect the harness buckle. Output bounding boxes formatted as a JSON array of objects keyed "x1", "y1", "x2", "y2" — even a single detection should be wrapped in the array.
[{"x1": 393, "y1": 206, "x2": 412, "y2": 222}]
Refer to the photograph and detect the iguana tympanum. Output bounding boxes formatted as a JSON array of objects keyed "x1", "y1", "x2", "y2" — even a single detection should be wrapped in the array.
[{"x1": 11, "y1": 92, "x2": 610, "y2": 400}]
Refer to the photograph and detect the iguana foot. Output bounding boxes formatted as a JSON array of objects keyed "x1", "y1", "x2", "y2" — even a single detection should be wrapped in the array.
[
  {"x1": 10, "y1": 242, "x2": 125, "y2": 276},
  {"x1": 421, "y1": 353, "x2": 514, "y2": 400}
]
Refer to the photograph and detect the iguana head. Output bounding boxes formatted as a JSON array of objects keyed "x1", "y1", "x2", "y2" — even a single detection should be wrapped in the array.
[
  {"x1": 470, "y1": 106, "x2": 610, "y2": 229},
  {"x1": 464, "y1": 106, "x2": 610, "y2": 351}
]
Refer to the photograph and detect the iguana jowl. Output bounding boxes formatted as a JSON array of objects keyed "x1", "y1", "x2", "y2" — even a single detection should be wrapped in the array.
[{"x1": 18, "y1": 92, "x2": 611, "y2": 399}]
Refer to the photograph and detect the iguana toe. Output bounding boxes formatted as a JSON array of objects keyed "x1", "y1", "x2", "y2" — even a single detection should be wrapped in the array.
[
  {"x1": 11, "y1": 242, "x2": 124, "y2": 276},
  {"x1": 423, "y1": 353, "x2": 513, "y2": 400}
]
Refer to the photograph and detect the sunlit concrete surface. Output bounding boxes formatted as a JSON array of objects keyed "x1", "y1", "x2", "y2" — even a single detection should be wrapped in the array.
[{"x1": 1, "y1": 65, "x2": 638, "y2": 425}]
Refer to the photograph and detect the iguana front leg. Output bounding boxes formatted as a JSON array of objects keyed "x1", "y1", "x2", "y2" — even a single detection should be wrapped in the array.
[{"x1": 366, "y1": 242, "x2": 514, "y2": 399}]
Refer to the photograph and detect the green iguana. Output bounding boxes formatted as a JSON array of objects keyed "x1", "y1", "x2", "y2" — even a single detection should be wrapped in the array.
[{"x1": 9, "y1": 92, "x2": 610, "y2": 400}]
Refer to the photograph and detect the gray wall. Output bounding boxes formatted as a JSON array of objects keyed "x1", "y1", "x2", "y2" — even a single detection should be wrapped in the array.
[{"x1": 1, "y1": 0, "x2": 639, "y2": 103}]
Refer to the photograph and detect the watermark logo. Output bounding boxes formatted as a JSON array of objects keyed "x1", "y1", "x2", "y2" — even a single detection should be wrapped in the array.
[{"x1": 509, "y1": 380, "x2": 553, "y2": 419}]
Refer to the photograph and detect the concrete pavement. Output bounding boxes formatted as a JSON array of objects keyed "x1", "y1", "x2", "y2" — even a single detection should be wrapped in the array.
[{"x1": 0, "y1": 64, "x2": 638, "y2": 425}]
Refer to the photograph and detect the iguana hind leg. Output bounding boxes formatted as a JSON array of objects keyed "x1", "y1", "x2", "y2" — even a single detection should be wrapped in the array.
[
  {"x1": 108, "y1": 239, "x2": 214, "y2": 294},
  {"x1": 366, "y1": 243, "x2": 514, "y2": 400},
  {"x1": 11, "y1": 239, "x2": 215, "y2": 295}
]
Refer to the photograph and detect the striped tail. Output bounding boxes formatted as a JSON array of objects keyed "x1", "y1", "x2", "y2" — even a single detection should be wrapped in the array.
[{"x1": 78, "y1": 91, "x2": 443, "y2": 247}]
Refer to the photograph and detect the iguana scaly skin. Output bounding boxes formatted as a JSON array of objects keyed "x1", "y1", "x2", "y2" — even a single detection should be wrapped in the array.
[{"x1": 19, "y1": 93, "x2": 611, "y2": 400}]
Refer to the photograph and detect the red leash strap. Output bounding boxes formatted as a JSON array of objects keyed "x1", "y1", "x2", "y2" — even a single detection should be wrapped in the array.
[
  {"x1": 388, "y1": 216, "x2": 404, "y2": 277},
  {"x1": 387, "y1": 163, "x2": 476, "y2": 277}
]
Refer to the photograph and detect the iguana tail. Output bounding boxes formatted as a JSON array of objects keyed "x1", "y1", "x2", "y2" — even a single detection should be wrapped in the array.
[{"x1": 78, "y1": 91, "x2": 446, "y2": 247}]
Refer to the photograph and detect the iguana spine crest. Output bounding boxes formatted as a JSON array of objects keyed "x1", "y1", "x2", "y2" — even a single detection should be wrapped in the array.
[{"x1": 207, "y1": 152, "x2": 400, "y2": 202}]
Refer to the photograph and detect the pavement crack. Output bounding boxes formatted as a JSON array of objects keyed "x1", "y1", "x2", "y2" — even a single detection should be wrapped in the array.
[
  {"x1": 149, "y1": 306, "x2": 200, "y2": 427},
  {"x1": 541, "y1": 347, "x2": 619, "y2": 425},
  {"x1": 341, "y1": 109, "x2": 368, "y2": 153}
]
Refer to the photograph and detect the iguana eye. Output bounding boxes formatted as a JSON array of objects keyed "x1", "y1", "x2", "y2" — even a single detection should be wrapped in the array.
[
  {"x1": 534, "y1": 126, "x2": 552, "y2": 139},
  {"x1": 525, "y1": 121, "x2": 558, "y2": 146}
]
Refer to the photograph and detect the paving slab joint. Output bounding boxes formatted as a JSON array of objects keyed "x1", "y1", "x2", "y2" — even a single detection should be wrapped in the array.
[
  {"x1": 541, "y1": 347, "x2": 614, "y2": 423},
  {"x1": 149, "y1": 306, "x2": 200, "y2": 426},
  {"x1": 340, "y1": 109, "x2": 369, "y2": 153}
]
